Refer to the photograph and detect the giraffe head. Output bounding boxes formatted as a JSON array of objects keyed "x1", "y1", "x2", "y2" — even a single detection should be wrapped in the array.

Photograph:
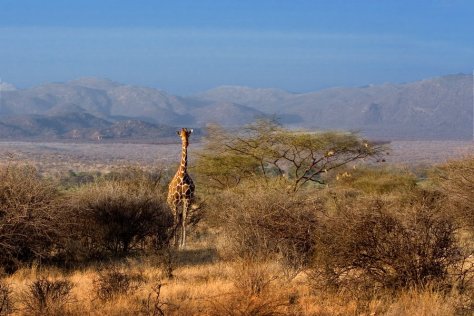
[{"x1": 177, "y1": 128, "x2": 193, "y2": 147}]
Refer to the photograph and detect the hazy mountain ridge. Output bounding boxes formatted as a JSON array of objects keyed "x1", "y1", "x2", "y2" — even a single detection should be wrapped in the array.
[
  {"x1": 197, "y1": 74, "x2": 472, "y2": 139},
  {"x1": 0, "y1": 113, "x2": 180, "y2": 141},
  {"x1": 0, "y1": 74, "x2": 471, "y2": 140}
]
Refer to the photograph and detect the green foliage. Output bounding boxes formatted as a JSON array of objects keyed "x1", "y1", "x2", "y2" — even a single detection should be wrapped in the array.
[
  {"x1": 334, "y1": 167, "x2": 417, "y2": 194},
  {"x1": 194, "y1": 150, "x2": 261, "y2": 189},
  {"x1": 193, "y1": 124, "x2": 263, "y2": 189},
  {"x1": 195, "y1": 119, "x2": 386, "y2": 191}
]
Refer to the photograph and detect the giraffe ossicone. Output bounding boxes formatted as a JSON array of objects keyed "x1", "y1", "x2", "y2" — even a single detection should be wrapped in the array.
[{"x1": 167, "y1": 127, "x2": 195, "y2": 249}]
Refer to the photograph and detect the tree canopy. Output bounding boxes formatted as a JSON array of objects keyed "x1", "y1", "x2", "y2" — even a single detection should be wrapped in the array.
[{"x1": 195, "y1": 119, "x2": 387, "y2": 191}]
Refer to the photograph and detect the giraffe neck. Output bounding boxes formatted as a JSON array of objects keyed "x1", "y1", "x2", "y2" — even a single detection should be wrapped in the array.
[{"x1": 178, "y1": 141, "x2": 188, "y2": 173}]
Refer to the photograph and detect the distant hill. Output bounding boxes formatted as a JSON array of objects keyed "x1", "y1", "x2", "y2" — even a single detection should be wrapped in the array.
[
  {"x1": 0, "y1": 112, "x2": 179, "y2": 141},
  {"x1": 0, "y1": 74, "x2": 471, "y2": 140},
  {"x1": 197, "y1": 74, "x2": 473, "y2": 140},
  {"x1": 0, "y1": 82, "x2": 16, "y2": 91}
]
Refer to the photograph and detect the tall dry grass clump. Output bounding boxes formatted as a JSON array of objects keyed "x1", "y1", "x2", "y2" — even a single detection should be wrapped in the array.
[
  {"x1": 384, "y1": 288, "x2": 456, "y2": 316},
  {"x1": 61, "y1": 168, "x2": 174, "y2": 260},
  {"x1": 0, "y1": 164, "x2": 60, "y2": 273},
  {"x1": 209, "y1": 260, "x2": 294, "y2": 316}
]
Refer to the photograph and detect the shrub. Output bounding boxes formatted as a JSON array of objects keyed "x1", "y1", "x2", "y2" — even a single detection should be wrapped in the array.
[
  {"x1": 210, "y1": 179, "x2": 321, "y2": 272},
  {"x1": 209, "y1": 292, "x2": 290, "y2": 316},
  {"x1": 313, "y1": 190, "x2": 462, "y2": 290},
  {"x1": 103, "y1": 167, "x2": 165, "y2": 185},
  {"x1": 58, "y1": 170, "x2": 100, "y2": 189},
  {"x1": 139, "y1": 283, "x2": 171, "y2": 316},
  {"x1": 62, "y1": 168, "x2": 173, "y2": 259},
  {"x1": 0, "y1": 165, "x2": 61, "y2": 273},
  {"x1": 434, "y1": 158, "x2": 474, "y2": 229},
  {"x1": 232, "y1": 260, "x2": 277, "y2": 297},
  {"x1": 22, "y1": 278, "x2": 74, "y2": 316},
  {"x1": 94, "y1": 266, "x2": 146, "y2": 301}
]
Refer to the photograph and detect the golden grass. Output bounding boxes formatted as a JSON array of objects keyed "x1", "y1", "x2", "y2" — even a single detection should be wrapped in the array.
[
  {"x1": 1, "y1": 250, "x2": 467, "y2": 316},
  {"x1": 384, "y1": 289, "x2": 454, "y2": 316}
]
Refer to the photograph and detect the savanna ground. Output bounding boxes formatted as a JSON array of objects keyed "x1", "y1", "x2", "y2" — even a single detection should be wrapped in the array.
[
  {"x1": 1, "y1": 127, "x2": 474, "y2": 316},
  {"x1": 1, "y1": 140, "x2": 474, "y2": 171}
]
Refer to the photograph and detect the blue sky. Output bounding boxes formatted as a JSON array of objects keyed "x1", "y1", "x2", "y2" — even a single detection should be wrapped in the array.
[{"x1": 0, "y1": 0, "x2": 472, "y2": 94}]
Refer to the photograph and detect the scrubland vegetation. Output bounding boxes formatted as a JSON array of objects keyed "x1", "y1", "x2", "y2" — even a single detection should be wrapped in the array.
[{"x1": 0, "y1": 121, "x2": 474, "y2": 315}]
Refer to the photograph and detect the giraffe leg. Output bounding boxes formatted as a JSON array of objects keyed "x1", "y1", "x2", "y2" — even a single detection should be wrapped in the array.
[
  {"x1": 173, "y1": 223, "x2": 178, "y2": 248},
  {"x1": 181, "y1": 200, "x2": 188, "y2": 249},
  {"x1": 173, "y1": 206, "x2": 180, "y2": 248}
]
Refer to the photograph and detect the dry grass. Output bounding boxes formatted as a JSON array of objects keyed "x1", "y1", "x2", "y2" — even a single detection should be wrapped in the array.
[
  {"x1": 0, "y1": 280, "x2": 13, "y2": 315},
  {"x1": 384, "y1": 289, "x2": 455, "y2": 316},
  {"x1": 0, "y1": 249, "x2": 470, "y2": 315}
]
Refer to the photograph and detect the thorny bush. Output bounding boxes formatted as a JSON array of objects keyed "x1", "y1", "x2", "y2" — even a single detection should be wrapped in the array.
[
  {"x1": 22, "y1": 278, "x2": 74, "y2": 315},
  {"x1": 61, "y1": 168, "x2": 174, "y2": 259},
  {"x1": 210, "y1": 179, "x2": 321, "y2": 273},
  {"x1": 0, "y1": 165, "x2": 60, "y2": 273},
  {"x1": 313, "y1": 190, "x2": 463, "y2": 290}
]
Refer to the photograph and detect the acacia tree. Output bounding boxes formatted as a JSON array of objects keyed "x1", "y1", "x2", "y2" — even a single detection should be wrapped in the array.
[{"x1": 195, "y1": 119, "x2": 386, "y2": 191}]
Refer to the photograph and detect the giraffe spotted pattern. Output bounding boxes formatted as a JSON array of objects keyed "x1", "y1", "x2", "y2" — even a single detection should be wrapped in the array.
[{"x1": 167, "y1": 128, "x2": 194, "y2": 249}]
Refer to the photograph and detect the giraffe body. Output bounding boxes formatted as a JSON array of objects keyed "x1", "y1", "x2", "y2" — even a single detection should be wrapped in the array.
[{"x1": 167, "y1": 128, "x2": 194, "y2": 249}]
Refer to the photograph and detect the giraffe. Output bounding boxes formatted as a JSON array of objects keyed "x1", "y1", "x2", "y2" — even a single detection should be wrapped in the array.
[{"x1": 167, "y1": 128, "x2": 195, "y2": 249}]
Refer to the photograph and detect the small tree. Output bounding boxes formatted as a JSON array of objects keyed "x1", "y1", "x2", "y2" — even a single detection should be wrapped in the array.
[{"x1": 196, "y1": 119, "x2": 386, "y2": 191}]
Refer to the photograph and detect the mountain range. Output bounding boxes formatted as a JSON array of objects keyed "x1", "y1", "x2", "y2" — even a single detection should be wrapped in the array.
[{"x1": 0, "y1": 74, "x2": 471, "y2": 141}]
